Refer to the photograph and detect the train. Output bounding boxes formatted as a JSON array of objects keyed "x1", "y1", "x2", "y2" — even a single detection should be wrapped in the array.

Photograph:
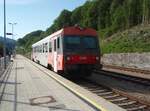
[{"x1": 31, "y1": 26, "x2": 102, "y2": 77}]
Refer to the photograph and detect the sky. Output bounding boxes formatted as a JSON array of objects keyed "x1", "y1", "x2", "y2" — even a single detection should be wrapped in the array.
[{"x1": 0, "y1": 0, "x2": 86, "y2": 40}]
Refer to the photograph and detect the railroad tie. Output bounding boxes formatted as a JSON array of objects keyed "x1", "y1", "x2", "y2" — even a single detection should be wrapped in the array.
[
  {"x1": 91, "y1": 89, "x2": 107, "y2": 93},
  {"x1": 126, "y1": 105, "x2": 147, "y2": 111},
  {"x1": 117, "y1": 101, "x2": 136, "y2": 106},
  {"x1": 109, "y1": 97, "x2": 127, "y2": 102},
  {"x1": 97, "y1": 91, "x2": 113, "y2": 96},
  {"x1": 103, "y1": 94, "x2": 120, "y2": 99}
]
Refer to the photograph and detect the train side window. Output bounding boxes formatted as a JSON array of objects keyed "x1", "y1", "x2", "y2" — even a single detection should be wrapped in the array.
[
  {"x1": 45, "y1": 43, "x2": 48, "y2": 52},
  {"x1": 35, "y1": 47, "x2": 36, "y2": 53},
  {"x1": 43, "y1": 44, "x2": 44, "y2": 53},
  {"x1": 49, "y1": 42, "x2": 52, "y2": 52},
  {"x1": 41, "y1": 45, "x2": 42, "y2": 53},
  {"x1": 40, "y1": 45, "x2": 42, "y2": 53},
  {"x1": 38, "y1": 46, "x2": 40, "y2": 53},
  {"x1": 54, "y1": 39, "x2": 56, "y2": 51},
  {"x1": 57, "y1": 37, "x2": 60, "y2": 49}
]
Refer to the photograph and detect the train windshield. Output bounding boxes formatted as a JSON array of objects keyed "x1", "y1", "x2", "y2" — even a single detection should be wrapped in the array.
[{"x1": 64, "y1": 36, "x2": 99, "y2": 52}]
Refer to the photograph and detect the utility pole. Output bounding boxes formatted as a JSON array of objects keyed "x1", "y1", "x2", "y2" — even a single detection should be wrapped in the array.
[
  {"x1": 3, "y1": 0, "x2": 7, "y2": 69},
  {"x1": 8, "y1": 22, "x2": 17, "y2": 58}
]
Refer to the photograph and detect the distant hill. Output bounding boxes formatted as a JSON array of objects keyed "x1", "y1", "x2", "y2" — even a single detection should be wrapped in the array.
[{"x1": 0, "y1": 36, "x2": 16, "y2": 56}]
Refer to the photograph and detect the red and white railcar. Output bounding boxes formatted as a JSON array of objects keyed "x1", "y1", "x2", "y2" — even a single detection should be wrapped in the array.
[{"x1": 32, "y1": 26, "x2": 101, "y2": 76}]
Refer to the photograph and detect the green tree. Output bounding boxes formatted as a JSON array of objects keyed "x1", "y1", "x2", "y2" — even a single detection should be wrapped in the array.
[
  {"x1": 112, "y1": 6, "x2": 126, "y2": 31},
  {"x1": 54, "y1": 9, "x2": 72, "y2": 30},
  {"x1": 80, "y1": 1, "x2": 92, "y2": 27},
  {"x1": 71, "y1": 6, "x2": 83, "y2": 26},
  {"x1": 86, "y1": 0, "x2": 100, "y2": 29},
  {"x1": 128, "y1": 0, "x2": 143, "y2": 26},
  {"x1": 97, "y1": 0, "x2": 112, "y2": 29},
  {"x1": 142, "y1": 0, "x2": 150, "y2": 24}
]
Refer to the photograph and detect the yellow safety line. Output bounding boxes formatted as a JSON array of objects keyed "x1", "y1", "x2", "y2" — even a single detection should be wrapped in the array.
[{"x1": 26, "y1": 57, "x2": 108, "y2": 111}]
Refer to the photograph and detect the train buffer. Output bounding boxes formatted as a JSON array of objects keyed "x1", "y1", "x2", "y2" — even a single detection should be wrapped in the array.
[{"x1": 0, "y1": 55, "x2": 125, "y2": 111}]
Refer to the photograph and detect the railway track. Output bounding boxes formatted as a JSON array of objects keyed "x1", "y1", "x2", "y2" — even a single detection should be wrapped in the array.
[
  {"x1": 102, "y1": 65, "x2": 150, "y2": 75},
  {"x1": 94, "y1": 66, "x2": 150, "y2": 86},
  {"x1": 74, "y1": 79, "x2": 150, "y2": 111}
]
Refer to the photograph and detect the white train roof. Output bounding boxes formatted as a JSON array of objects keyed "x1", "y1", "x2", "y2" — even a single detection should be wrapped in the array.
[{"x1": 32, "y1": 29, "x2": 63, "y2": 47}]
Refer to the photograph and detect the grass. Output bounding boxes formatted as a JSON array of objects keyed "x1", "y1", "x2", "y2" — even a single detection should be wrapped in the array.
[{"x1": 99, "y1": 24, "x2": 150, "y2": 54}]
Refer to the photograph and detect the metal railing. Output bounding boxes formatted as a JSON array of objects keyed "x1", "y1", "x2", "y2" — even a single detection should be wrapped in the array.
[{"x1": 0, "y1": 56, "x2": 10, "y2": 74}]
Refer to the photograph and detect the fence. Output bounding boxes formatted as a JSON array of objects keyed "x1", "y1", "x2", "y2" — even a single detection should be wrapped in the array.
[{"x1": 0, "y1": 57, "x2": 10, "y2": 73}]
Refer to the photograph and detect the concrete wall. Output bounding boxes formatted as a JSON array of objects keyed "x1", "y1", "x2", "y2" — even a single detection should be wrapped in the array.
[{"x1": 101, "y1": 53, "x2": 150, "y2": 70}]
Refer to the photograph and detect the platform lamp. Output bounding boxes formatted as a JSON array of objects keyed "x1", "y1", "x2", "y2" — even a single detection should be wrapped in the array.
[
  {"x1": 8, "y1": 22, "x2": 17, "y2": 58},
  {"x1": 9, "y1": 22, "x2": 17, "y2": 40}
]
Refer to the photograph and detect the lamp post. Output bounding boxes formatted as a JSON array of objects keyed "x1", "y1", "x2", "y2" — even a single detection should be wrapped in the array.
[
  {"x1": 9, "y1": 22, "x2": 17, "y2": 40},
  {"x1": 3, "y1": 0, "x2": 6, "y2": 69},
  {"x1": 8, "y1": 23, "x2": 17, "y2": 58}
]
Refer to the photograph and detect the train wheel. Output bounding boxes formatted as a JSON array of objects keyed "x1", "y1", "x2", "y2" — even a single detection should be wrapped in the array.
[
  {"x1": 47, "y1": 64, "x2": 52, "y2": 70},
  {"x1": 32, "y1": 58, "x2": 34, "y2": 62},
  {"x1": 84, "y1": 70, "x2": 92, "y2": 77}
]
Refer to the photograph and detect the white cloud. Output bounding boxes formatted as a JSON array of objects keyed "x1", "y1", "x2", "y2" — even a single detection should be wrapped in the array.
[{"x1": 0, "y1": 0, "x2": 39, "y2": 5}]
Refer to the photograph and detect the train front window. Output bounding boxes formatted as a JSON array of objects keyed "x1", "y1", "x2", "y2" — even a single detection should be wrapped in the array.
[
  {"x1": 64, "y1": 36, "x2": 81, "y2": 49},
  {"x1": 64, "y1": 36, "x2": 98, "y2": 51},
  {"x1": 83, "y1": 37, "x2": 97, "y2": 49}
]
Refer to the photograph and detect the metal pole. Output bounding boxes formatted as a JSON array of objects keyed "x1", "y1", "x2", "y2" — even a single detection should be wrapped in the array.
[
  {"x1": 9, "y1": 23, "x2": 17, "y2": 40},
  {"x1": 12, "y1": 23, "x2": 14, "y2": 39},
  {"x1": 3, "y1": 0, "x2": 7, "y2": 69},
  {"x1": 9, "y1": 23, "x2": 17, "y2": 58}
]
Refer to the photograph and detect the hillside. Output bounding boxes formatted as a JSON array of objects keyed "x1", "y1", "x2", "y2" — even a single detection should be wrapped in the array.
[
  {"x1": 17, "y1": 30, "x2": 43, "y2": 53},
  {"x1": 0, "y1": 36, "x2": 16, "y2": 56},
  {"x1": 17, "y1": 0, "x2": 150, "y2": 54},
  {"x1": 100, "y1": 24, "x2": 150, "y2": 53}
]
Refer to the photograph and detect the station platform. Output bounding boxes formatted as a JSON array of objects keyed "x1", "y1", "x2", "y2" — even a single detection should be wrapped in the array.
[{"x1": 0, "y1": 55, "x2": 125, "y2": 111}]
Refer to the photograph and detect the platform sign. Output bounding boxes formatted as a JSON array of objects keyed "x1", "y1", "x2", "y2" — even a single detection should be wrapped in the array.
[{"x1": 6, "y1": 33, "x2": 13, "y2": 35}]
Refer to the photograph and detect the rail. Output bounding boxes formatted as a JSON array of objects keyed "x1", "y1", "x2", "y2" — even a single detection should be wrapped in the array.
[
  {"x1": 94, "y1": 64, "x2": 150, "y2": 86},
  {"x1": 102, "y1": 64, "x2": 150, "y2": 74}
]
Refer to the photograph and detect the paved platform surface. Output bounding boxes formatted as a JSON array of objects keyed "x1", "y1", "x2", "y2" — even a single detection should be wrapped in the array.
[
  {"x1": 0, "y1": 55, "x2": 96, "y2": 111},
  {"x1": 0, "y1": 70, "x2": 4, "y2": 76}
]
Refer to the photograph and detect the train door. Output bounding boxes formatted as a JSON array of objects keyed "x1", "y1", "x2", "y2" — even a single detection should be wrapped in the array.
[
  {"x1": 53, "y1": 39, "x2": 57, "y2": 72},
  {"x1": 41, "y1": 43, "x2": 45, "y2": 66},
  {"x1": 44, "y1": 42, "x2": 48, "y2": 66}
]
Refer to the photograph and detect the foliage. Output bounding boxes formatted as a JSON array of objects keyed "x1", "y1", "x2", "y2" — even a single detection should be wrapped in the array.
[
  {"x1": 100, "y1": 24, "x2": 150, "y2": 53},
  {"x1": 17, "y1": 0, "x2": 150, "y2": 54},
  {"x1": 0, "y1": 37, "x2": 16, "y2": 56},
  {"x1": 17, "y1": 30, "x2": 43, "y2": 53}
]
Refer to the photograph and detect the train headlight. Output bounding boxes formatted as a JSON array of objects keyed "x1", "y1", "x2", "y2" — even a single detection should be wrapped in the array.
[
  {"x1": 66, "y1": 57, "x2": 71, "y2": 61},
  {"x1": 96, "y1": 56, "x2": 99, "y2": 60}
]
